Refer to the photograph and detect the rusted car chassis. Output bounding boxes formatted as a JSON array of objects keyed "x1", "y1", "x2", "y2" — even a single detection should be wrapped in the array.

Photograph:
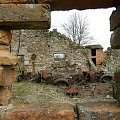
[{"x1": 17, "y1": 70, "x2": 113, "y2": 85}]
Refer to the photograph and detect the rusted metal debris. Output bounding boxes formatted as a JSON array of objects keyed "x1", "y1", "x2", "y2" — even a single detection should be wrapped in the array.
[
  {"x1": 41, "y1": 71, "x2": 53, "y2": 84},
  {"x1": 17, "y1": 70, "x2": 41, "y2": 83},
  {"x1": 17, "y1": 69, "x2": 114, "y2": 85},
  {"x1": 16, "y1": 66, "x2": 114, "y2": 99},
  {"x1": 16, "y1": 69, "x2": 114, "y2": 99},
  {"x1": 65, "y1": 83, "x2": 113, "y2": 98},
  {"x1": 65, "y1": 85, "x2": 79, "y2": 97}
]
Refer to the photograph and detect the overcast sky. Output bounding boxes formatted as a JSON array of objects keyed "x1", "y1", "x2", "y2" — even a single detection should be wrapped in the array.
[{"x1": 50, "y1": 7, "x2": 115, "y2": 50}]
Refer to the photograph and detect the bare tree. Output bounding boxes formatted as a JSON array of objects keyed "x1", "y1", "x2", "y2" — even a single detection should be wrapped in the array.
[{"x1": 61, "y1": 12, "x2": 94, "y2": 45}]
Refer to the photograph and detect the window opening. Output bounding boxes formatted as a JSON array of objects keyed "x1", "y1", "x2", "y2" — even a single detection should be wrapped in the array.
[{"x1": 91, "y1": 49, "x2": 96, "y2": 56}]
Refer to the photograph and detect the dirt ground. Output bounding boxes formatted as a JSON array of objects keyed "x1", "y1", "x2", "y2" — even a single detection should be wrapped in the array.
[{"x1": 11, "y1": 82, "x2": 116, "y2": 106}]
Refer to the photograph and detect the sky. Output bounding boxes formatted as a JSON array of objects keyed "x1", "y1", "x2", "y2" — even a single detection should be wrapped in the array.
[{"x1": 50, "y1": 7, "x2": 115, "y2": 50}]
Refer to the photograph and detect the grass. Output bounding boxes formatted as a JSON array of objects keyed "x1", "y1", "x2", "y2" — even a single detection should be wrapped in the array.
[
  {"x1": 11, "y1": 82, "x2": 73, "y2": 105},
  {"x1": 11, "y1": 81, "x2": 116, "y2": 106}
]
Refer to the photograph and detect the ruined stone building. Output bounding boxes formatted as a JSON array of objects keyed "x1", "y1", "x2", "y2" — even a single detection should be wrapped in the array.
[
  {"x1": 11, "y1": 30, "x2": 91, "y2": 74},
  {"x1": 0, "y1": 0, "x2": 120, "y2": 119},
  {"x1": 11, "y1": 30, "x2": 120, "y2": 76},
  {"x1": 86, "y1": 45, "x2": 120, "y2": 75}
]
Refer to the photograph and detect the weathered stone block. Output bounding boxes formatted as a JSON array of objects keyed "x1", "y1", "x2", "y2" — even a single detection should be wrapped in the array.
[
  {"x1": 0, "y1": 4, "x2": 50, "y2": 29},
  {"x1": 110, "y1": 7, "x2": 120, "y2": 31},
  {"x1": 0, "y1": 30, "x2": 11, "y2": 45},
  {"x1": 0, "y1": 66, "x2": 15, "y2": 86},
  {"x1": 38, "y1": 0, "x2": 120, "y2": 11},
  {"x1": 0, "y1": 49, "x2": 18, "y2": 65},
  {"x1": 0, "y1": 0, "x2": 32, "y2": 4},
  {"x1": 77, "y1": 102, "x2": 120, "y2": 119},
  {"x1": 0, "y1": 86, "x2": 12, "y2": 106},
  {"x1": 1, "y1": 103, "x2": 74, "y2": 120},
  {"x1": 110, "y1": 27, "x2": 120, "y2": 49}
]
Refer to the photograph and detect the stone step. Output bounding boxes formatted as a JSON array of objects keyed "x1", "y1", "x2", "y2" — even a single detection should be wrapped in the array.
[
  {"x1": 76, "y1": 101, "x2": 120, "y2": 120},
  {"x1": 0, "y1": 4, "x2": 50, "y2": 29}
]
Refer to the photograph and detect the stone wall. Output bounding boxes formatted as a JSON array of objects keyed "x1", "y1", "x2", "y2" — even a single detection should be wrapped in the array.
[
  {"x1": 102, "y1": 47, "x2": 120, "y2": 74},
  {"x1": 11, "y1": 30, "x2": 120, "y2": 76},
  {"x1": 11, "y1": 30, "x2": 90, "y2": 75}
]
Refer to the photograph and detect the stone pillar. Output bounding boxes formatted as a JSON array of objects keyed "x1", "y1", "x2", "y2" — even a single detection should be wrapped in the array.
[
  {"x1": 0, "y1": 30, "x2": 18, "y2": 106},
  {"x1": 110, "y1": 6, "x2": 120, "y2": 103},
  {"x1": 110, "y1": 6, "x2": 120, "y2": 49},
  {"x1": 0, "y1": 3, "x2": 50, "y2": 106}
]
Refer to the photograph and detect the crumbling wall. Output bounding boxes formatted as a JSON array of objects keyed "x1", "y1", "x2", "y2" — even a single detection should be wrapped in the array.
[
  {"x1": 102, "y1": 47, "x2": 120, "y2": 74},
  {"x1": 11, "y1": 30, "x2": 90, "y2": 74},
  {"x1": 12, "y1": 30, "x2": 120, "y2": 76}
]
